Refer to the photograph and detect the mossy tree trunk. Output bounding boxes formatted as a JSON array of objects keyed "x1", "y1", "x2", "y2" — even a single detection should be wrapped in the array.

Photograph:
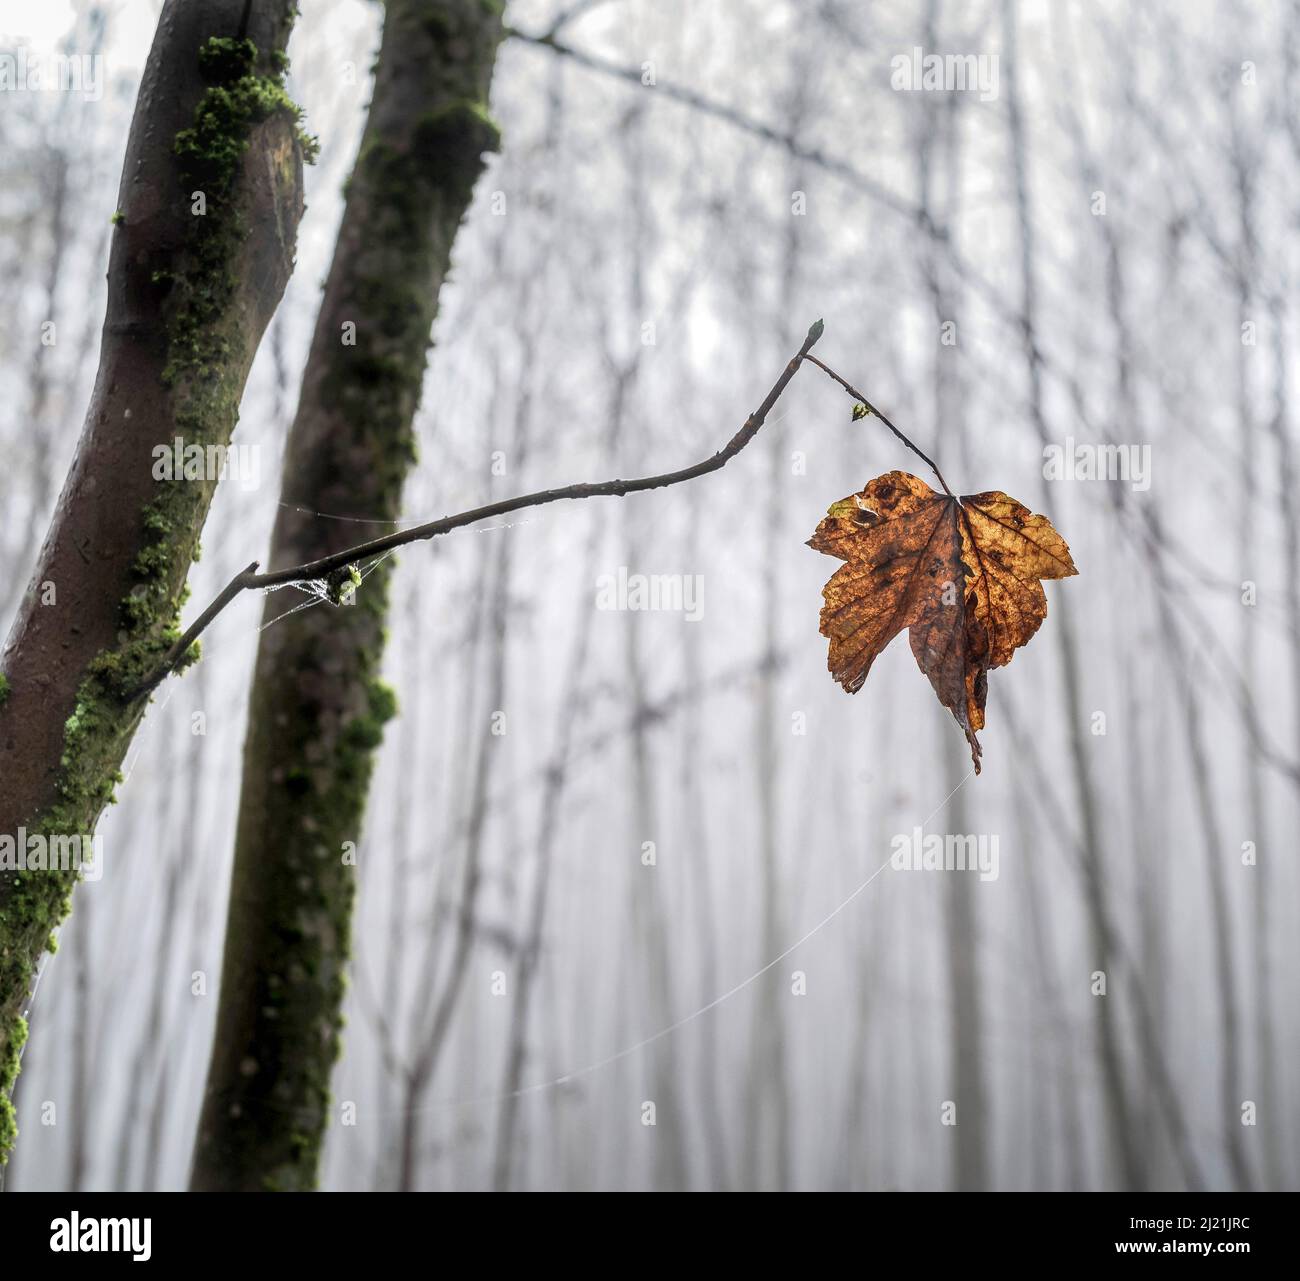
[
  {"x1": 189, "y1": 0, "x2": 503, "y2": 1192},
  {"x1": 0, "y1": 0, "x2": 307, "y2": 1163}
]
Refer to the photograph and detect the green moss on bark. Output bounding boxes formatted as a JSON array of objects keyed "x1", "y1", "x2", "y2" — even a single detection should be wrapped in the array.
[
  {"x1": 193, "y1": 0, "x2": 503, "y2": 1192},
  {"x1": 215, "y1": 571, "x2": 399, "y2": 1191},
  {"x1": 0, "y1": 1016, "x2": 26, "y2": 1157},
  {"x1": 0, "y1": 33, "x2": 308, "y2": 1165}
]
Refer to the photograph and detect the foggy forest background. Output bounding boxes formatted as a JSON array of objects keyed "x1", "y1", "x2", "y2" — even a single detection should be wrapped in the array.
[{"x1": 2, "y1": 0, "x2": 1298, "y2": 1191}]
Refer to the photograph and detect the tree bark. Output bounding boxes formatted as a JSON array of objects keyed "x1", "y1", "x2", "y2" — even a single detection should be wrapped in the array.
[
  {"x1": 190, "y1": 0, "x2": 503, "y2": 1192},
  {"x1": 0, "y1": 0, "x2": 306, "y2": 1164}
]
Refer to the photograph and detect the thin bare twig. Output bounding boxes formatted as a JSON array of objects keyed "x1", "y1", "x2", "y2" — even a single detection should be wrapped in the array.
[
  {"x1": 135, "y1": 320, "x2": 823, "y2": 695},
  {"x1": 508, "y1": 27, "x2": 920, "y2": 224},
  {"x1": 134, "y1": 322, "x2": 947, "y2": 697}
]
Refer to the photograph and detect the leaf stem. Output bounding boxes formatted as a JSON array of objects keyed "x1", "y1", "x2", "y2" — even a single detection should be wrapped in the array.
[{"x1": 802, "y1": 352, "x2": 956, "y2": 497}]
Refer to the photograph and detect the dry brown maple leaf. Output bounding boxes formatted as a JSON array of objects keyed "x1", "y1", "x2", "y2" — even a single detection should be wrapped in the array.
[{"x1": 808, "y1": 470, "x2": 1078, "y2": 773}]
